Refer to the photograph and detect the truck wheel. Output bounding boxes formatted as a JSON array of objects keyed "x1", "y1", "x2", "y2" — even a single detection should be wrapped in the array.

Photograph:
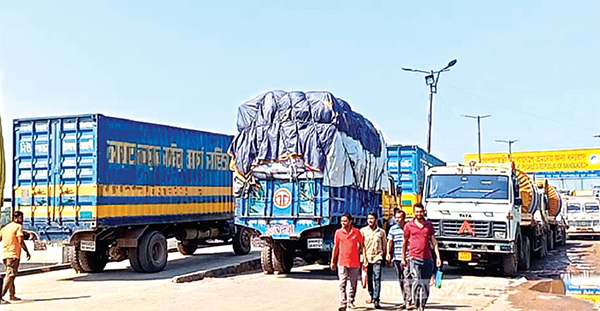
[
  {"x1": 128, "y1": 246, "x2": 145, "y2": 272},
  {"x1": 73, "y1": 247, "x2": 108, "y2": 273},
  {"x1": 518, "y1": 236, "x2": 531, "y2": 270},
  {"x1": 232, "y1": 227, "x2": 251, "y2": 255},
  {"x1": 272, "y1": 242, "x2": 294, "y2": 274},
  {"x1": 261, "y1": 242, "x2": 275, "y2": 274},
  {"x1": 548, "y1": 230, "x2": 555, "y2": 251},
  {"x1": 535, "y1": 234, "x2": 548, "y2": 259},
  {"x1": 138, "y1": 231, "x2": 168, "y2": 273},
  {"x1": 69, "y1": 245, "x2": 84, "y2": 273},
  {"x1": 177, "y1": 241, "x2": 199, "y2": 256},
  {"x1": 501, "y1": 253, "x2": 518, "y2": 277}
]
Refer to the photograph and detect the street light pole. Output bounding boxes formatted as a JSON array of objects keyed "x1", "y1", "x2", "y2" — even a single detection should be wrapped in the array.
[
  {"x1": 496, "y1": 139, "x2": 519, "y2": 160},
  {"x1": 402, "y1": 59, "x2": 457, "y2": 153},
  {"x1": 595, "y1": 134, "x2": 600, "y2": 146},
  {"x1": 463, "y1": 114, "x2": 491, "y2": 162}
]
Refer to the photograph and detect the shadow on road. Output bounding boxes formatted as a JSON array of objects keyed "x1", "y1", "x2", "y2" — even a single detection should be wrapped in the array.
[
  {"x1": 59, "y1": 251, "x2": 259, "y2": 282},
  {"x1": 6, "y1": 295, "x2": 91, "y2": 305}
]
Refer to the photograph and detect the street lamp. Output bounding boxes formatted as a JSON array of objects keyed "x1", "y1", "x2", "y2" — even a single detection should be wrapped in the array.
[
  {"x1": 463, "y1": 114, "x2": 491, "y2": 162},
  {"x1": 496, "y1": 139, "x2": 519, "y2": 160},
  {"x1": 402, "y1": 59, "x2": 457, "y2": 153},
  {"x1": 595, "y1": 134, "x2": 600, "y2": 146}
]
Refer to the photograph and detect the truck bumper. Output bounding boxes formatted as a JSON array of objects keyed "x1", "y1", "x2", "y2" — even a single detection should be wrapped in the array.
[{"x1": 438, "y1": 240, "x2": 516, "y2": 254}]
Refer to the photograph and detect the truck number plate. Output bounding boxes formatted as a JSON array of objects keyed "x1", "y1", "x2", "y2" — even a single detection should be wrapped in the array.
[
  {"x1": 80, "y1": 240, "x2": 96, "y2": 252},
  {"x1": 458, "y1": 251, "x2": 472, "y2": 261},
  {"x1": 307, "y1": 238, "x2": 323, "y2": 249}
]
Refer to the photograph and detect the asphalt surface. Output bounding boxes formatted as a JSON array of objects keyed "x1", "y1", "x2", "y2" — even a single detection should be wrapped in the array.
[{"x1": 1, "y1": 240, "x2": 598, "y2": 311}]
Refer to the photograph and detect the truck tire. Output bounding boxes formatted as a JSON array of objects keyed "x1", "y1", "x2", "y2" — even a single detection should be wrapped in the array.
[
  {"x1": 548, "y1": 229, "x2": 555, "y2": 251},
  {"x1": 177, "y1": 241, "x2": 199, "y2": 256},
  {"x1": 272, "y1": 242, "x2": 294, "y2": 274},
  {"x1": 71, "y1": 246, "x2": 108, "y2": 273},
  {"x1": 501, "y1": 253, "x2": 518, "y2": 277},
  {"x1": 534, "y1": 234, "x2": 548, "y2": 259},
  {"x1": 232, "y1": 227, "x2": 251, "y2": 255},
  {"x1": 128, "y1": 246, "x2": 145, "y2": 272},
  {"x1": 518, "y1": 236, "x2": 531, "y2": 270},
  {"x1": 69, "y1": 246, "x2": 84, "y2": 273},
  {"x1": 261, "y1": 243, "x2": 275, "y2": 274},
  {"x1": 138, "y1": 231, "x2": 168, "y2": 273}
]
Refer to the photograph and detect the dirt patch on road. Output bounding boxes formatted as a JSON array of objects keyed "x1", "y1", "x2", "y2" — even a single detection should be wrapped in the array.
[{"x1": 509, "y1": 279, "x2": 595, "y2": 311}]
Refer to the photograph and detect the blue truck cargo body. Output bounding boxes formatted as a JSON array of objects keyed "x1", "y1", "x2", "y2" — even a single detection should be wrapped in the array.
[
  {"x1": 387, "y1": 145, "x2": 445, "y2": 195},
  {"x1": 235, "y1": 178, "x2": 381, "y2": 239},
  {"x1": 13, "y1": 114, "x2": 233, "y2": 241}
]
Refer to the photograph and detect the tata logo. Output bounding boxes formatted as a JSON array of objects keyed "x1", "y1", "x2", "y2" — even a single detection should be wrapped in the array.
[
  {"x1": 273, "y1": 188, "x2": 292, "y2": 209},
  {"x1": 459, "y1": 213, "x2": 472, "y2": 218},
  {"x1": 458, "y1": 220, "x2": 476, "y2": 236}
]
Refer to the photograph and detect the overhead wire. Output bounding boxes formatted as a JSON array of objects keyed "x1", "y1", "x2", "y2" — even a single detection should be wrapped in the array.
[{"x1": 445, "y1": 84, "x2": 599, "y2": 133}]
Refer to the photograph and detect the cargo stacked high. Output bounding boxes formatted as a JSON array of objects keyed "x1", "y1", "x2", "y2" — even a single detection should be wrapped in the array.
[
  {"x1": 229, "y1": 91, "x2": 388, "y2": 274},
  {"x1": 12, "y1": 115, "x2": 251, "y2": 273}
]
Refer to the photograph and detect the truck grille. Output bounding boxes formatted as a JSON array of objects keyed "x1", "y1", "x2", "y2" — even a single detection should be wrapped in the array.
[{"x1": 430, "y1": 220, "x2": 507, "y2": 238}]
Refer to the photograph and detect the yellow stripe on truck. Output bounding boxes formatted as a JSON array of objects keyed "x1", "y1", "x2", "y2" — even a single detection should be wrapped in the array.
[
  {"x1": 96, "y1": 202, "x2": 234, "y2": 218},
  {"x1": 14, "y1": 185, "x2": 232, "y2": 197}
]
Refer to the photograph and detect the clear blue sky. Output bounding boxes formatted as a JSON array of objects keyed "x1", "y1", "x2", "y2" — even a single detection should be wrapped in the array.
[{"x1": 1, "y1": 1, "x2": 599, "y2": 195}]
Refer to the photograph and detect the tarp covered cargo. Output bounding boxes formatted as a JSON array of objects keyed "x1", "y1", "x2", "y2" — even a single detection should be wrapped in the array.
[{"x1": 228, "y1": 91, "x2": 388, "y2": 195}]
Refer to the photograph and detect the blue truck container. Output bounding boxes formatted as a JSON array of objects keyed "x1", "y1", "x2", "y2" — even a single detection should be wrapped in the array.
[
  {"x1": 235, "y1": 178, "x2": 381, "y2": 273},
  {"x1": 387, "y1": 145, "x2": 445, "y2": 217},
  {"x1": 12, "y1": 114, "x2": 251, "y2": 273}
]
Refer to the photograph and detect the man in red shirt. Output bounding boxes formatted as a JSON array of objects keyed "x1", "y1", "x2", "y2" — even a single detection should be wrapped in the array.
[
  {"x1": 401, "y1": 204, "x2": 441, "y2": 311},
  {"x1": 331, "y1": 213, "x2": 364, "y2": 311}
]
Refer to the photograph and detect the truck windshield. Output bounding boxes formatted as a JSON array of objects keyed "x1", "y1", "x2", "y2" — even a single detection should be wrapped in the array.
[
  {"x1": 567, "y1": 204, "x2": 581, "y2": 213},
  {"x1": 426, "y1": 175, "x2": 509, "y2": 200},
  {"x1": 585, "y1": 204, "x2": 599, "y2": 213}
]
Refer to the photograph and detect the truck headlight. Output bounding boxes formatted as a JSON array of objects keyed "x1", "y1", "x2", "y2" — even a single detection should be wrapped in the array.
[{"x1": 494, "y1": 232, "x2": 506, "y2": 239}]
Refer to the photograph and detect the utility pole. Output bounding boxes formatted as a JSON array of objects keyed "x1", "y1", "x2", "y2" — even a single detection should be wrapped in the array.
[
  {"x1": 402, "y1": 59, "x2": 457, "y2": 153},
  {"x1": 496, "y1": 139, "x2": 519, "y2": 160},
  {"x1": 463, "y1": 114, "x2": 491, "y2": 162}
]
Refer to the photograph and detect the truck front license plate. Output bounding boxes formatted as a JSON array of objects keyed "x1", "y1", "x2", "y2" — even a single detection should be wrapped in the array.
[
  {"x1": 307, "y1": 238, "x2": 323, "y2": 249},
  {"x1": 80, "y1": 240, "x2": 96, "y2": 252},
  {"x1": 458, "y1": 251, "x2": 472, "y2": 261}
]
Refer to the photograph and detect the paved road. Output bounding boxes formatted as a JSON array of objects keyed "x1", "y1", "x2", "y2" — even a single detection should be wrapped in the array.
[{"x1": 2, "y1": 240, "x2": 599, "y2": 311}]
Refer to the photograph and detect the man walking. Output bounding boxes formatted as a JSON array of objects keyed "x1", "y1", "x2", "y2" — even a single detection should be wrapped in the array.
[
  {"x1": 331, "y1": 213, "x2": 364, "y2": 311},
  {"x1": 387, "y1": 209, "x2": 412, "y2": 309},
  {"x1": 402, "y1": 203, "x2": 441, "y2": 311},
  {"x1": 361, "y1": 212, "x2": 387, "y2": 309},
  {"x1": 0, "y1": 211, "x2": 31, "y2": 304}
]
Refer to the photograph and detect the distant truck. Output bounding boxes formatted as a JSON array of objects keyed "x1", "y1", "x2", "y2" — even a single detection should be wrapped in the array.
[
  {"x1": 230, "y1": 91, "x2": 388, "y2": 274},
  {"x1": 564, "y1": 191, "x2": 600, "y2": 238},
  {"x1": 12, "y1": 114, "x2": 251, "y2": 273},
  {"x1": 423, "y1": 162, "x2": 566, "y2": 277},
  {"x1": 384, "y1": 145, "x2": 445, "y2": 220}
]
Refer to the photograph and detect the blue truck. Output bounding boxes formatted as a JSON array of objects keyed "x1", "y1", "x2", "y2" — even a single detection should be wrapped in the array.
[
  {"x1": 12, "y1": 114, "x2": 251, "y2": 273},
  {"x1": 230, "y1": 91, "x2": 388, "y2": 274},
  {"x1": 385, "y1": 145, "x2": 445, "y2": 218}
]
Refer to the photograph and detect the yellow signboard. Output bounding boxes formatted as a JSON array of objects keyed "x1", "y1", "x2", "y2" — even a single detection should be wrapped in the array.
[{"x1": 464, "y1": 148, "x2": 600, "y2": 173}]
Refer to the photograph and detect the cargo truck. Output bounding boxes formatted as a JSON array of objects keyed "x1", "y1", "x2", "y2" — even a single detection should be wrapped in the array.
[
  {"x1": 230, "y1": 91, "x2": 389, "y2": 274},
  {"x1": 383, "y1": 145, "x2": 445, "y2": 220},
  {"x1": 564, "y1": 191, "x2": 600, "y2": 238},
  {"x1": 12, "y1": 114, "x2": 251, "y2": 273},
  {"x1": 423, "y1": 162, "x2": 565, "y2": 277}
]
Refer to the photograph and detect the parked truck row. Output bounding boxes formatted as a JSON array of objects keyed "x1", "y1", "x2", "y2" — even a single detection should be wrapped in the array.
[{"x1": 0, "y1": 91, "x2": 593, "y2": 277}]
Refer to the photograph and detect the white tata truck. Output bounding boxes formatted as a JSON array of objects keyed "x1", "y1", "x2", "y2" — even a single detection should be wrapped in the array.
[
  {"x1": 564, "y1": 191, "x2": 600, "y2": 239},
  {"x1": 423, "y1": 163, "x2": 566, "y2": 277}
]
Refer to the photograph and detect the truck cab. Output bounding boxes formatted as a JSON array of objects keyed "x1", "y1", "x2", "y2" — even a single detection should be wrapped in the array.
[
  {"x1": 424, "y1": 164, "x2": 519, "y2": 262},
  {"x1": 564, "y1": 194, "x2": 600, "y2": 238}
]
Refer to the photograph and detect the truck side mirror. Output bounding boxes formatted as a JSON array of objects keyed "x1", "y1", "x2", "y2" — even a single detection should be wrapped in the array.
[{"x1": 514, "y1": 198, "x2": 522, "y2": 206}]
